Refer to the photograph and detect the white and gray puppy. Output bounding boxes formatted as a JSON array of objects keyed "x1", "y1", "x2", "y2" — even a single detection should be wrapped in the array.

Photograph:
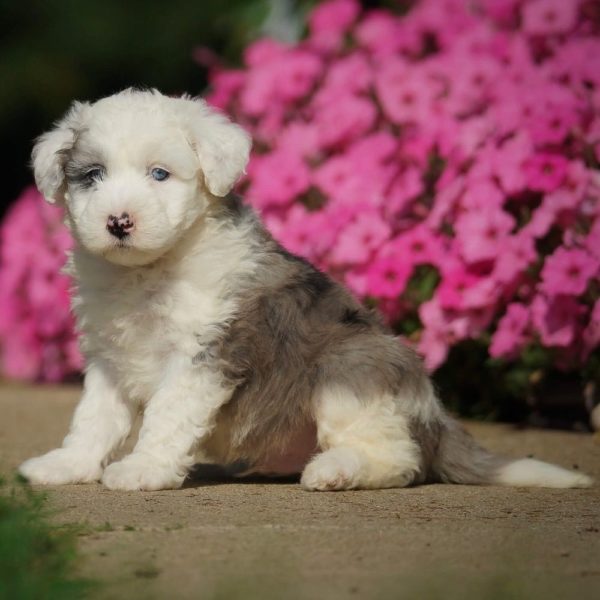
[{"x1": 19, "y1": 89, "x2": 591, "y2": 491}]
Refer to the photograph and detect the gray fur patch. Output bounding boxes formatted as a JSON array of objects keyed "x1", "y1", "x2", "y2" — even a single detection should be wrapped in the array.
[
  {"x1": 198, "y1": 198, "x2": 509, "y2": 486},
  {"x1": 431, "y1": 417, "x2": 508, "y2": 484},
  {"x1": 199, "y1": 198, "x2": 434, "y2": 468}
]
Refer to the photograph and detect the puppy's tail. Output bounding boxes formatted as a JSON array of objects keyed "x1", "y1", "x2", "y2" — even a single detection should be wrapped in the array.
[{"x1": 433, "y1": 418, "x2": 593, "y2": 489}]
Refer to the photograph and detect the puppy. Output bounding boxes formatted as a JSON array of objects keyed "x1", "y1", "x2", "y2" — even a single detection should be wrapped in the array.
[{"x1": 19, "y1": 89, "x2": 591, "y2": 491}]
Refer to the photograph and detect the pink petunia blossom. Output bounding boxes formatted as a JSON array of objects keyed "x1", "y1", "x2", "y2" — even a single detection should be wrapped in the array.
[
  {"x1": 539, "y1": 246, "x2": 598, "y2": 296},
  {"x1": 366, "y1": 255, "x2": 412, "y2": 299},
  {"x1": 531, "y1": 294, "x2": 583, "y2": 347},
  {"x1": 436, "y1": 266, "x2": 481, "y2": 311},
  {"x1": 418, "y1": 298, "x2": 453, "y2": 371},
  {"x1": 521, "y1": 0, "x2": 580, "y2": 36},
  {"x1": 489, "y1": 303, "x2": 531, "y2": 359},
  {"x1": 205, "y1": 70, "x2": 246, "y2": 110},
  {"x1": 324, "y1": 51, "x2": 373, "y2": 93},
  {"x1": 246, "y1": 149, "x2": 311, "y2": 209},
  {"x1": 308, "y1": 0, "x2": 361, "y2": 52},
  {"x1": 454, "y1": 207, "x2": 516, "y2": 264},
  {"x1": 313, "y1": 93, "x2": 377, "y2": 148},
  {"x1": 523, "y1": 153, "x2": 569, "y2": 193},
  {"x1": 267, "y1": 206, "x2": 336, "y2": 264},
  {"x1": 308, "y1": 0, "x2": 360, "y2": 36},
  {"x1": 0, "y1": 187, "x2": 80, "y2": 382},
  {"x1": 386, "y1": 225, "x2": 446, "y2": 268},
  {"x1": 354, "y1": 11, "x2": 413, "y2": 58},
  {"x1": 492, "y1": 233, "x2": 537, "y2": 284},
  {"x1": 330, "y1": 212, "x2": 391, "y2": 265},
  {"x1": 375, "y1": 61, "x2": 441, "y2": 125}
]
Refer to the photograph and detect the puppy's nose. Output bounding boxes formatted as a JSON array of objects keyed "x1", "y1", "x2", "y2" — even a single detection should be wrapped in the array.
[{"x1": 107, "y1": 212, "x2": 135, "y2": 239}]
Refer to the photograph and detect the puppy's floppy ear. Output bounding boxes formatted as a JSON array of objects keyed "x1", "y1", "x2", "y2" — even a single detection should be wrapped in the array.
[
  {"x1": 31, "y1": 101, "x2": 89, "y2": 204},
  {"x1": 181, "y1": 97, "x2": 251, "y2": 197}
]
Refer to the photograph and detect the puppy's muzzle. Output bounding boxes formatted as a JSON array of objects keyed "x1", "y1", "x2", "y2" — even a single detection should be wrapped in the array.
[{"x1": 107, "y1": 213, "x2": 135, "y2": 240}]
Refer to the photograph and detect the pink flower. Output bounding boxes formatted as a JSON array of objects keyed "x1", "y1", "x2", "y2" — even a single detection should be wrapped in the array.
[
  {"x1": 330, "y1": 212, "x2": 391, "y2": 265},
  {"x1": 375, "y1": 61, "x2": 441, "y2": 125},
  {"x1": 266, "y1": 205, "x2": 335, "y2": 262},
  {"x1": 244, "y1": 39, "x2": 288, "y2": 67},
  {"x1": 277, "y1": 50, "x2": 323, "y2": 103},
  {"x1": 491, "y1": 133, "x2": 533, "y2": 195},
  {"x1": 0, "y1": 187, "x2": 80, "y2": 382},
  {"x1": 459, "y1": 178, "x2": 505, "y2": 211},
  {"x1": 308, "y1": 0, "x2": 361, "y2": 51},
  {"x1": 418, "y1": 298, "x2": 452, "y2": 371},
  {"x1": 492, "y1": 233, "x2": 537, "y2": 284},
  {"x1": 529, "y1": 103, "x2": 579, "y2": 146},
  {"x1": 386, "y1": 168, "x2": 424, "y2": 216},
  {"x1": 531, "y1": 294, "x2": 583, "y2": 347},
  {"x1": 313, "y1": 93, "x2": 377, "y2": 148},
  {"x1": 523, "y1": 153, "x2": 569, "y2": 193},
  {"x1": 324, "y1": 52, "x2": 373, "y2": 93},
  {"x1": 489, "y1": 303, "x2": 530, "y2": 359},
  {"x1": 521, "y1": 0, "x2": 580, "y2": 35},
  {"x1": 247, "y1": 150, "x2": 311, "y2": 209},
  {"x1": 308, "y1": 0, "x2": 360, "y2": 36},
  {"x1": 206, "y1": 70, "x2": 245, "y2": 110},
  {"x1": 313, "y1": 140, "x2": 395, "y2": 205},
  {"x1": 444, "y1": 53, "x2": 501, "y2": 116},
  {"x1": 277, "y1": 123, "x2": 321, "y2": 159},
  {"x1": 455, "y1": 207, "x2": 516, "y2": 264},
  {"x1": 585, "y1": 218, "x2": 600, "y2": 261},
  {"x1": 386, "y1": 225, "x2": 446, "y2": 268},
  {"x1": 436, "y1": 266, "x2": 481, "y2": 310},
  {"x1": 539, "y1": 247, "x2": 598, "y2": 296},
  {"x1": 354, "y1": 11, "x2": 409, "y2": 57},
  {"x1": 366, "y1": 256, "x2": 412, "y2": 299},
  {"x1": 418, "y1": 326, "x2": 451, "y2": 372}
]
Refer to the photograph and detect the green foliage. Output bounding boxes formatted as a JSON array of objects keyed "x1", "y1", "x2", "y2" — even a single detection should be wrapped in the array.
[
  {"x1": 0, "y1": 476, "x2": 92, "y2": 599},
  {"x1": 404, "y1": 265, "x2": 440, "y2": 306}
]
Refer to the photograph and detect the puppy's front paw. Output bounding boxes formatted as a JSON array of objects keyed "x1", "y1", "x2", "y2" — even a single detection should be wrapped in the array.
[
  {"x1": 19, "y1": 448, "x2": 102, "y2": 485},
  {"x1": 101, "y1": 454, "x2": 185, "y2": 491},
  {"x1": 300, "y1": 448, "x2": 360, "y2": 491}
]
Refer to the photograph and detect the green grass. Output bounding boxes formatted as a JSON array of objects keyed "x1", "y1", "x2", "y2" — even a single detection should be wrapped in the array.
[{"x1": 0, "y1": 476, "x2": 93, "y2": 599}]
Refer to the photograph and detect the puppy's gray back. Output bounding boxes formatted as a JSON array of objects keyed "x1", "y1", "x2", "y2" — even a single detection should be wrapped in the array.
[{"x1": 203, "y1": 197, "x2": 438, "y2": 468}]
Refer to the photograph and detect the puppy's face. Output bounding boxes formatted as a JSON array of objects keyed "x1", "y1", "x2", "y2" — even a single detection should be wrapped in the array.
[{"x1": 32, "y1": 90, "x2": 251, "y2": 266}]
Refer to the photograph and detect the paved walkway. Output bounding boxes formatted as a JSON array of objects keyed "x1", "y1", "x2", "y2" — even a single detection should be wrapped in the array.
[{"x1": 1, "y1": 382, "x2": 599, "y2": 599}]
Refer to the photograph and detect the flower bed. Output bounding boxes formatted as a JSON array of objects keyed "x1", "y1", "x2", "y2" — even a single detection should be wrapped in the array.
[
  {"x1": 206, "y1": 0, "x2": 600, "y2": 416},
  {"x1": 1, "y1": 0, "x2": 598, "y2": 421}
]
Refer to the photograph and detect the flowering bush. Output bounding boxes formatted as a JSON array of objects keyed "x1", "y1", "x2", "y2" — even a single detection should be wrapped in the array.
[
  {"x1": 206, "y1": 0, "x2": 600, "y2": 392},
  {"x1": 0, "y1": 187, "x2": 82, "y2": 381},
  {"x1": 1, "y1": 0, "x2": 599, "y2": 417}
]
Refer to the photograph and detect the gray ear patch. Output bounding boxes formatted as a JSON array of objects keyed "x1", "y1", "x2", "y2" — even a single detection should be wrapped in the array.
[{"x1": 31, "y1": 102, "x2": 89, "y2": 204}]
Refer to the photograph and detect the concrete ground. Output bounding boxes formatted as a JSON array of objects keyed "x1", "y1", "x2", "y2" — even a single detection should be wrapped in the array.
[{"x1": 1, "y1": 382, "x2": 599, "y2": 600}]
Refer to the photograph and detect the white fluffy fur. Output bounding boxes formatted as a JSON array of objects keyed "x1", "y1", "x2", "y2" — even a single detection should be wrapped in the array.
[
  {"x1": 493, "y1": 459, "x2": 592, "y2": 488},
  {"x1": 21, "y1": 90, "x2": 256, "y2": 490},
  {"x1": 302, "y1": 387, "x2": 421, "y2": 490}
]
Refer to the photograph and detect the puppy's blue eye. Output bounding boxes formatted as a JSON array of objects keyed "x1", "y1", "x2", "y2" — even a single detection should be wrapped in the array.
[{"x1": 151, "y1": 167, "x2": 170, "y2": 181}]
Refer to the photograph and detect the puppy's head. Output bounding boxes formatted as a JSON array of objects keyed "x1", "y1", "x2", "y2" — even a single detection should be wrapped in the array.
[{"x1": 32, "y1": 89, "x2": 251, "y2": 266}]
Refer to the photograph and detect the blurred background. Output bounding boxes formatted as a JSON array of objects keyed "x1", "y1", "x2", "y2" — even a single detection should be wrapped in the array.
[
  {"x1": 0, "y1": 0, "x2": 319, "y2": 218},
  {"x1": 1, "y1": 0, "x2": 599, "y2": 430}
]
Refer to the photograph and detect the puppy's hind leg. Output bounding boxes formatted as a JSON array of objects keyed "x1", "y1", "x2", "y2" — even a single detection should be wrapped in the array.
[{"x1": 301, "y1": 386, "x2": 421, "y2": 491}]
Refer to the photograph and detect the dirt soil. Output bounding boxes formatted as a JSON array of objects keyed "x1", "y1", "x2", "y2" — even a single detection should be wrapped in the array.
[{"x1": 1, "y1": 382, "x2": 599, "y2": 600}]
